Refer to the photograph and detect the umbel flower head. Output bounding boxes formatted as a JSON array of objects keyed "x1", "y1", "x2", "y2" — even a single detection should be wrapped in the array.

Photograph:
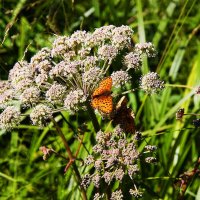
[
  {"x1": 0, "y1": 25, "x2": 163, "y2": 130},
  {"x1": 82, "y1": 126, "x2": 156, "y2": 198},
  {"x1": 140, "y1": 72, "x2": 165, "y2": 94}
]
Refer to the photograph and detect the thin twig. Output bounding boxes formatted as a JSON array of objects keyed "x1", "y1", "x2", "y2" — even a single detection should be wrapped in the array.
[{"x1": 51, "y1": 117, "x2": 87, "y2": 200}]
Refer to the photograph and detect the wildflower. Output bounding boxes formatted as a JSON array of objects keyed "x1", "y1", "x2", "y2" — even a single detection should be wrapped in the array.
[
  {"x1": 14, "y1": 78, "x2": 34, "y2": 92},
  {"x1": 83, "y1": 127, "x2": 157, "y2": 195},
  {"x1": 103, "y1": 171, "x2": 113, "y2": 184},
  {"x1": 82, "y1": 56, "x2": 98, "y2": 69},
  {"x1": 49, "y1": 60, "x2": 80, "y2": 79},
  {"x1": 91, "y1": 173, "x2": 101, "y2": 188},
  {"x1": 140, "y1": 72, "x2": 165, "y2": 94},
  {"x1": 105, "y1": 157, "x2": 118, "y2": 168},
  {"x1": 0, "y1": 106, "x2": 21, "y2": 131},
  {"x1": 135, "y1": 42, "x2": 157, "y2": 57},
  {"x1": 70, "y1": 30, "x2": 89, "y2": 47},
  {"x1": 129, "y1": 188, "x2": 143, "y2": 198},
  {"x1": 64, "y1": 89, "x2": 86, "y2": 113},
  {"x1": 98, "y1": 45, "x2": 118, "y2": 63},
  {"x1": 0, "y1": 89, "x2": 14, "y2": 108},
  {"x1": 111, "y1": 25, "x2": 133, "y2": 50},
  {"x1": 82, "y1": 67, "x2": 102, "y2": 89},
  {"x1": 118, "y1": 139, "x2": 127, "y2": 149},
  {"x1": 128, "y1": 164, "x2": 140, "y2": 178},
  {"x1": 93, "y1": 193, "x2": 104, "y2": 200},
  {"x1": 85, "y1": 155, "x2": 94, "y2": 165},
  {"x1": 96, "y1": 130, "x2": 106, "y2": 145},
  {"x1": 30, "y1": 47, "x2": 52, "y2": 70},
  {"x1": 46, "y1": 83, "x2": 67, "y2": 105},
  {"x1": 30, "y1": 104, "x2": 53, "y2": 126},
  {"x1": 35, "y1": 73, "x2": 49, "y2": 86},
  {"x1": 9, "y1": 61, "x2": 33, "y2": 82},
  {"x1": 111, "y1": 70, "x2": 130, "y2": 88},
  {"x1": 114, "y1": 168, "x2": 124, "y2": 181},
  {"x1": 0, "y1": 81, "x2": 11, "y2": 95},
  {"x1": 94, "y1": 159, "x2": 103, "y2": 171},
  {"x1": 36, "y1": 60, "x2": 52, "y2": 74},
  {"x1": 93, "y1": 144, "x2": 103, "y2": 153},
  {"x1": 91, "y1": 25, "x2": 115, "y2": 45},
  {"x1": 124, "y1": 52, "x2": 142, "y2": 70},
  {"x1": 111, "y1": 189, "x2": 123, "y2": 200},
  {"x1": 20, "y1": 87, "x2": 41, "y2": 106},
  {"x1": 51, "y1": 36, "x2": 70, "y2": 57}
]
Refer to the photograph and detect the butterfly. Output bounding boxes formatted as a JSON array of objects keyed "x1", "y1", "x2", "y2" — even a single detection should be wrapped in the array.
[
  {"x1": 91, "y1": 77, "x2": 113, "y2": 114},
  {"x1": 111, "y1": 96, "x2": 135, "y2": 134}
]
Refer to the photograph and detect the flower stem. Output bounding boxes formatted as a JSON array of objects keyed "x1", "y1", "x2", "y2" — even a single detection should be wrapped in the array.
[
  {"x1": 51, "y1": 117, "x2": 87, "y2": 200},
  {"x1": 85, "y1": 100, "x2": 100, "y2": 132}
]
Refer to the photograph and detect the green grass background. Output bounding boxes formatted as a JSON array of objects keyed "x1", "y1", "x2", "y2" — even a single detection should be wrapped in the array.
[{"x1": 0, "y1": 0, "x2": 200, "y2": 199}]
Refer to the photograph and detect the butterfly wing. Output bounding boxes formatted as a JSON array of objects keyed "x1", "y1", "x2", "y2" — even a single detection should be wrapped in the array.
[
  {"x1": 92, "y1": 77, "x2": 112, "y2": 97},
  {"x1": 91, "y1": 95, "x2": 113, "y2": 114},
  {"x1": 112, "y1": 96, "x2": 135, "y2": 134}
]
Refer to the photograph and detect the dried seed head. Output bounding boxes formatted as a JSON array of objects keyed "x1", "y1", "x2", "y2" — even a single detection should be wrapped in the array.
[{"x1": 176, "y1": 108, "x2": 184, "y2": 120}]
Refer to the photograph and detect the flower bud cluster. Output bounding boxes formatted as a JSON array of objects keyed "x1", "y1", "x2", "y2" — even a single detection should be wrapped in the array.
[{"x1": 82, "y1": 126, "x2": 157, "y2": 198}]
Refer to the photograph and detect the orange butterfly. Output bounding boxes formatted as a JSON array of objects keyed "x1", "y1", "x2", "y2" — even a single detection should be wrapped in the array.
[{"x1": 91, "y1": 77, "x2": 113, "y2": 114}]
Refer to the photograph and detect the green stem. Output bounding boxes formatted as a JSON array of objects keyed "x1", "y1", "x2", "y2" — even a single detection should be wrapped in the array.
[
  {"x1": 85, "y1": 100, "x2": 100, "y2": 132},
  {"x1": 51, "y1": 118, "x2": 87, "y2": 200},
  {"x1": 165, "y1": 84, "x2": 193, "y2": 89}
]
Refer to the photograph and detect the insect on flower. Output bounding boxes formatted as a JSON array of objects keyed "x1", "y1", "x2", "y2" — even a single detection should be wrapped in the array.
[
  {"x1": 91, "y1": 77, "x2": 113, "y2": 114},
  {"x1": 111, "y1": 96, "x2": 135, "y2": 134}
]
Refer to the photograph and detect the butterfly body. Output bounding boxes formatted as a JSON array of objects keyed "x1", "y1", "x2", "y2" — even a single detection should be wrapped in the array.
[{"x1": 91, "y1": 77, "x2": 113, "y2": 114}]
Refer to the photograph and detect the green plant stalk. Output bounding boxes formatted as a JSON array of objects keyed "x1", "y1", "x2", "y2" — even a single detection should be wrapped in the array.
[
  {"x1": 51, "y1": 117, "x2": 87, "y2": 200},
  {"x1": 85, "y1": 100, "x2": 100, "y2": 132}
]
